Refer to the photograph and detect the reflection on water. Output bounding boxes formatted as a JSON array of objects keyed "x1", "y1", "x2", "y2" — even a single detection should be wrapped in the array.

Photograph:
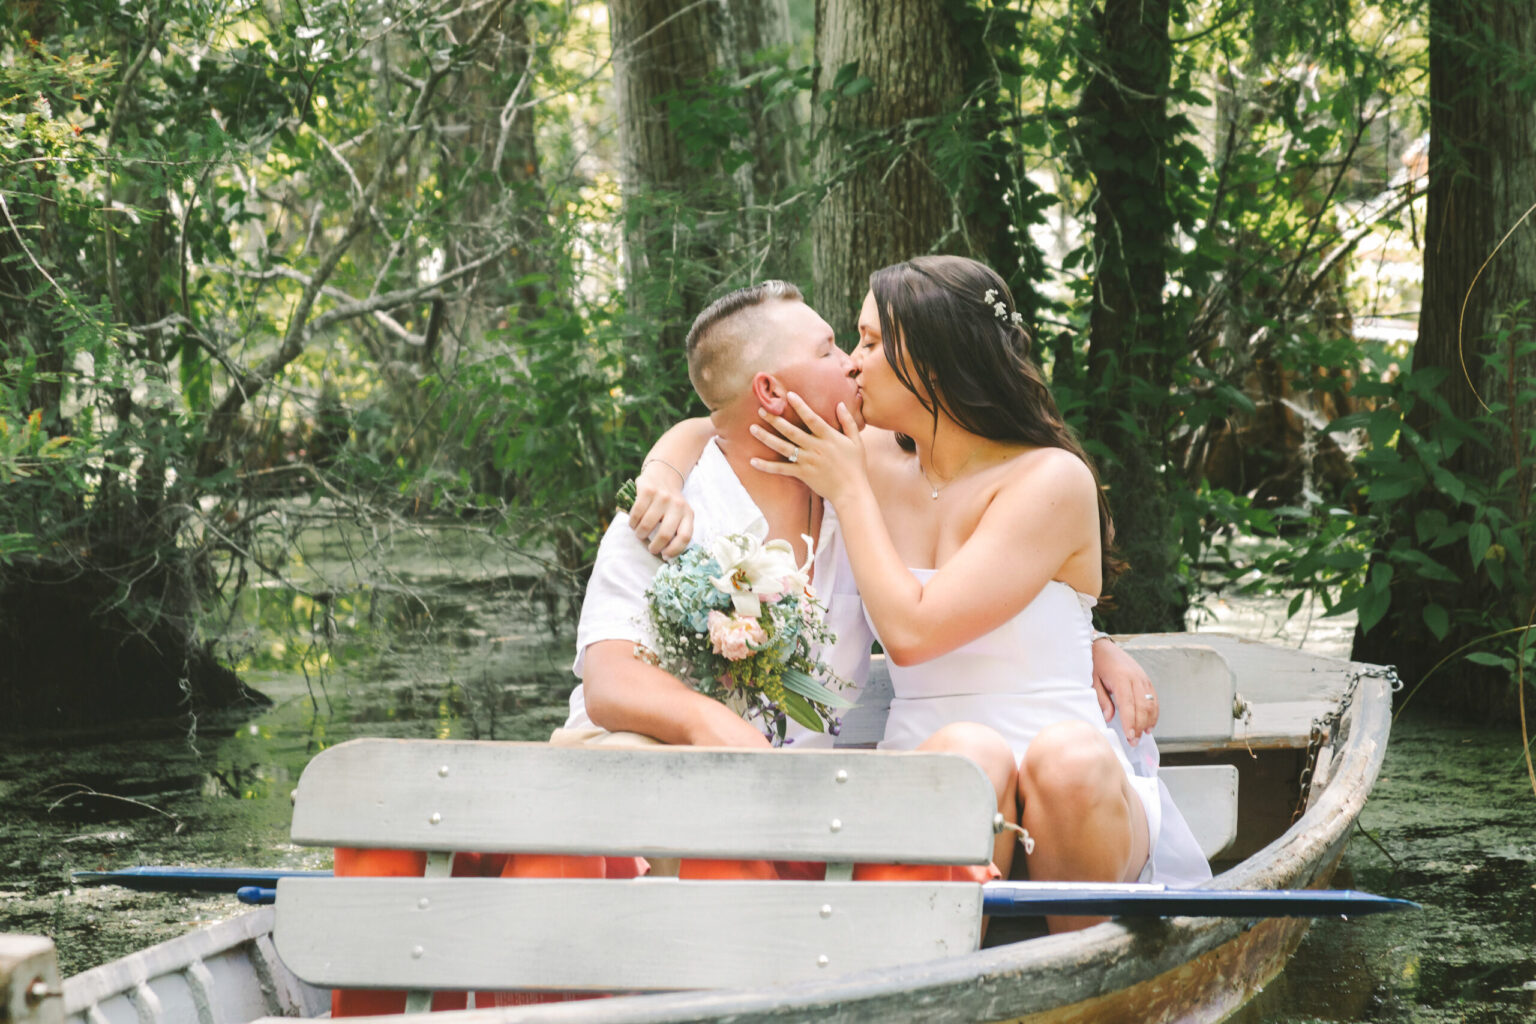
[{"x1": 1, "y1": 528, "x2": 1533, "y2": 1024}]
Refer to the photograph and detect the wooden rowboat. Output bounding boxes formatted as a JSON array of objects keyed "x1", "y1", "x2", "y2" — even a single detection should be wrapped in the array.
[{"x1": 19, "y1": 632, "x2": 1393, "y2": 1024}]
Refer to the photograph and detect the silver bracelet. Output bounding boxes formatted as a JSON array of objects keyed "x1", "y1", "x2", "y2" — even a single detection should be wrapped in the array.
[
  {"x1": 1091, "y1": 630, "x2": 1114, "y2": 644},
  {"x1": 641, "y1": 458, "x2": 685, "y2": 485}
]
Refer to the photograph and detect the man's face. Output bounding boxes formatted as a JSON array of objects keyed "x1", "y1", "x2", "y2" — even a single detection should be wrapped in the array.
[{"x1": 760, "y1": 301, "x2": 864, "y2": 429}]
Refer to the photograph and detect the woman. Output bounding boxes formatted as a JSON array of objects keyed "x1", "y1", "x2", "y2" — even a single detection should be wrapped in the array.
[{"x1": 639, "y1": 256, "x2": 1209, "y2": 928}]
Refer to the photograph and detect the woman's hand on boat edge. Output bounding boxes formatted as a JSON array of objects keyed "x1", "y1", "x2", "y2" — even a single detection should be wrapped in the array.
[{"x1": 1092, "y1": 638, "x2": 1159, "y2": 743}]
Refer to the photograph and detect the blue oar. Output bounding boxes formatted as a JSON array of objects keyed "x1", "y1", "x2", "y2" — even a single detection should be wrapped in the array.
[
  {"x1": 77, "y1": 866, "x2": 1417, "y2": 918},
  {"x1": 981, "y1": 881, "x2": 1418, "y2": 918},
  {"x1": 72, "y1": 866, "x2": 329, "y2": 893}
]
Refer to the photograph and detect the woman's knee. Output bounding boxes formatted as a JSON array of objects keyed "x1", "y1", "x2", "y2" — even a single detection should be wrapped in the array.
[
  {"x1": 919, "y1": 722, "x2": 1017, "y2": 794},
  {"x1": 1019, "y1": 721, "x2": 1123, "y2": 805}
]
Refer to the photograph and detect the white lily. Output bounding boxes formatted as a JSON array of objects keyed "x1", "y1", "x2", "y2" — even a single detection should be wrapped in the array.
[{"x1": 708, "y1": 519, "x2": 814, "y2": 617}]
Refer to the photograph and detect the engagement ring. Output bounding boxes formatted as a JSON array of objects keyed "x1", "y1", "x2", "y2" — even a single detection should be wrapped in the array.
[{"x1": 788, "y1": 446, "x2": 799, "y2": 463}]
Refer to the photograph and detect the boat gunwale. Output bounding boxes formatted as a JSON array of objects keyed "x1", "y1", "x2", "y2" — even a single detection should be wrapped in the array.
[{"x1": 64, "y1": 907, "x2": 278, "y2": 1013}]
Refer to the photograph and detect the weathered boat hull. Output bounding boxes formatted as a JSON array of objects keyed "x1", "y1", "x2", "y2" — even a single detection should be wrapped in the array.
[
  {"x1": 62, "y1": 909, "x2": 327, "y2": 1024},
  {"x1": 48, "y1": 635, "x2": 1392, "y2": 1024}
]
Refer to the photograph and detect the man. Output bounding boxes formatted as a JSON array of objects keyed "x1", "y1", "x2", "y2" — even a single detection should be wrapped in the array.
[
  {"x1": 558, "y1": 280, "x2": 872, "y2": 749},
  {"x1": 330, "y1": 284, "x2": 867, "y2": 1017}
]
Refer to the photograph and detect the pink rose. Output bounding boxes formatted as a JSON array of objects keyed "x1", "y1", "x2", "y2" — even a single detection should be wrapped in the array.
[{"x1": 708, "y1": 610, "x2": 768, "y2": 661}]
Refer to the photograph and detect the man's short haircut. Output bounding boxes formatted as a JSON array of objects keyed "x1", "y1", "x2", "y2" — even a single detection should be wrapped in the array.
[{"x1": 685, "y1": 280, "x2": 804, "y2": 410}]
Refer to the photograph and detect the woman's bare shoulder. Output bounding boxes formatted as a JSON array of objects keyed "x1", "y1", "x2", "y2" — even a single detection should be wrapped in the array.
[{"x1": 1001, "y1": 446, "x2": 1098, "y2": 508}]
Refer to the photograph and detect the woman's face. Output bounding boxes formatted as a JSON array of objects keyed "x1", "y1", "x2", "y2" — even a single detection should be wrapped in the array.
[{"x1": 852, "y1": 290, "x2": 926, "y2": 431}]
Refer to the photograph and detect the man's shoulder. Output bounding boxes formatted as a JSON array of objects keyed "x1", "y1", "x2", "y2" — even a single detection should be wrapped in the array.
[{"x1": 680, "y1": 440, "x2": 763, "y2": 540}]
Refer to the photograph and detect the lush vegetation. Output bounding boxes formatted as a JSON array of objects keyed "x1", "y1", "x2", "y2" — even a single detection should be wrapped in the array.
[{"x1": 1, "y1": 0, "x2": 1530, "y2": 725}]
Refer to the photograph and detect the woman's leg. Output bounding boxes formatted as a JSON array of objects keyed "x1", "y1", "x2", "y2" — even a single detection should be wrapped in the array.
[
  {"x1": 1017, "y1": 720, "x2": 1150, "y2": 933},
  {"x1": 855, "y1": 722, "x2": 1017, "y2": 882}
]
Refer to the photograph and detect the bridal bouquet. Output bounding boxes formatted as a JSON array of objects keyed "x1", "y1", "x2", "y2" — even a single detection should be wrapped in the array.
[{"x1": 642, "y1": 521, "x2": 853, "y2": 744}]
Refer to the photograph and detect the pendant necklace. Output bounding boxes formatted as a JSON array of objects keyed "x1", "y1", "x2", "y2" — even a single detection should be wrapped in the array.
[
  {"x1": 919, "y1": 448, "x2": 993, "y2": 500},
  {"x1": 920, "y1": 464, "x2": 945, "y2": 501}
]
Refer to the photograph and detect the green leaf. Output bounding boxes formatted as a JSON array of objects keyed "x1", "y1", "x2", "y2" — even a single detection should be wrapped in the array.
[
  {"x1": 1468, "y1": 522, "x2": 1492, "y2": 565},
  {"x1": 1464, "y1": 651, "x2": 1511, "y2": 669},
  {"x1": 831, "y1": 61, "x2": 860, "y2": 91},
  {"x1": 1414, "y1": 509, "x2": 1449, "y2": 545},
  {"x1": 1394, "y1": 549, "x2": 1461, "y2": 583},
  {"x1": 1421, "y1": 603, "x2": 1449, "y2": 640},
  {"x1": 1368, "y1": 478, "x2": 1417, "y2": 503},
  {"x1": 1356, "y1": 587, "x2": 1389, "y2": 634},
  {"x1": 779, "y1": 691, "x2": 823, "y2": 732},
  {"x1": 1485, "y1": 557, "x2": 1505, "y2": 587},
  {"x1": 782, "y1": 667, "x2": 855, "y2": 708},
  {"x1": 1431, "y1": 466, "x2": 1466, "y2": 504},
  {"x1": 1356, "y1": 564, "x2": 1393, "y2": 634},
  {"x1": 1366, "y1": 408, "x2": 1402, "y2": 449}
]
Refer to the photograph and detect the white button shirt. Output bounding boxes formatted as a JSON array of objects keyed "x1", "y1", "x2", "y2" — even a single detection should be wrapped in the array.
[{"x1": 567, "y1": 439, "x2": 872, "y2": 747}]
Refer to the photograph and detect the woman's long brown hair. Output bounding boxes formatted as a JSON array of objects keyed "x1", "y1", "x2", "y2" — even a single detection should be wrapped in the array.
[{"x1": 869, "y1": 254, "x2": 1125, "y2": 588}]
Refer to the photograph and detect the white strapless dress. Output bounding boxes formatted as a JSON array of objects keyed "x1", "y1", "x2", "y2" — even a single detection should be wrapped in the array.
[{"x1": 871, "y1": 572, "x2": 1212, "y2": 887}]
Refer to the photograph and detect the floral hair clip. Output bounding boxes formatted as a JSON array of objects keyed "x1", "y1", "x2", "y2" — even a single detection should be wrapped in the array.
[{"x1": 982, "y1": 288, "x2": 1025, "y2": 326}]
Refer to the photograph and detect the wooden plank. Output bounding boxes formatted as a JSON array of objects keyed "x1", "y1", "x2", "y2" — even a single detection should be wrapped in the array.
[
  {"x1": 834, "y1": 660, "x2": 893, "y2": 748},
  {"x1": 1123, "y1": 632, "x2": 1354, "y2": 751},
  {"x1": 1159, "y1": 700, "x2": 1335, "y2": 754},
  {"x1": 271, "y1": 878, "x2": 981, "y2": 991},
  {"x1": 1126, "y1": 632, "x2": 1362, "y2": 703},
  {"x1": 288, "y1": 742, "x2": 997, "y2": 864},
  {"x1": 1161, "y1": 765, "x2": 1239, "y2": 858},
  {"x1": 1123, "y1": 644, "x2": 1236, "y2": 742}
]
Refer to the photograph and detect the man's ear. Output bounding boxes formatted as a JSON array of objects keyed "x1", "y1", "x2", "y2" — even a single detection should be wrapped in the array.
[{"x1": 752, "y1": 371, "x2": 789, "y2": 415}]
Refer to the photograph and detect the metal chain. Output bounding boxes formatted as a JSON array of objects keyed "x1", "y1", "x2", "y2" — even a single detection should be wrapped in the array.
[{"x1": 1290, "y1": 664, "x2": 1400, "y2": 824}]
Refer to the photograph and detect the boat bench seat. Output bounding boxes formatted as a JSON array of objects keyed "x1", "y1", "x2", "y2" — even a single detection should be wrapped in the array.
[
  {"x1": 271, "y1": 740, "x2": 997, "y2": 1001},
  {"x1": 838, "y1": 638, "x2": 1243, "y2": 859}
]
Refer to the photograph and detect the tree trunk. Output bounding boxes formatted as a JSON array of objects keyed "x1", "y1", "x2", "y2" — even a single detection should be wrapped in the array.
[
  {"x1": 1352, "y1": 0, "x2": 1536, "y2": 720},
  {"x1": 723, "y1": 0, "x2": 802, "y2": 277},
  {"x1": 608, "y1": 0, "x2": 731, "y2": 413},
  {"x1": 1077, "y1": 0, "x2": 1186, "y2": 632},
  {"x1": 810, "y1": 0, "x2": 965, "y2": 340}
]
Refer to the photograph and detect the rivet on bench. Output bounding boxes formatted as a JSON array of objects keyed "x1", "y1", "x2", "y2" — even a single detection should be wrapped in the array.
[
  {"x1": 411, "y1": 946, "x2": 424, "y2": 959},
  {"x1": 438, "y1": 765, "x2": 450, "y2": 777},
  {"x1": 819, "y1": 904, "x2": 833, "y2": 918},
  {"x1": 429, "y1": 812, "x2": 442, "y2": 825},
  {"x1": 418, "y1": 898, "x2": 431, "y2": 909},
  {"x1": 817, "y1": 955, "x2": 829, "y2": 968},
  {"x1": 835, "y1": 769, "x2": 848, "y2": 783},
  {"x1": 829, "y1": 818, "x2": 842, "y2": 832}
]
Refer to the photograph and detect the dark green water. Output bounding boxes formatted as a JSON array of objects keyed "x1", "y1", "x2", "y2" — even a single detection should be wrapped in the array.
[
  {"x1": 1230, "y1": 717, "x2": 1536, "y2": 1023},
  {"x1": 1, "y1": 549, "x2": 1533, "y2": 1022}
]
